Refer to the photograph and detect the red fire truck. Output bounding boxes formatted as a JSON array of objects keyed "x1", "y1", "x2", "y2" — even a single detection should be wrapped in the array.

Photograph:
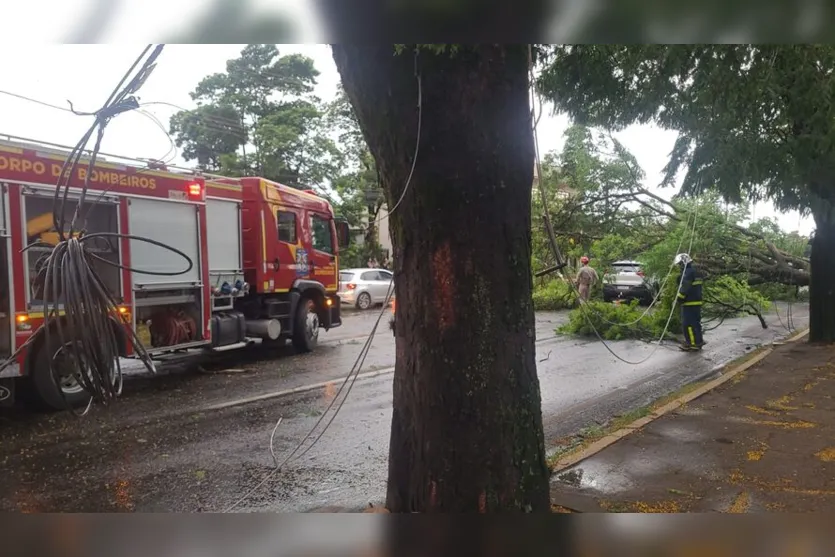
[{"x1": 0, "y1": 136, "x2": 347, "y2": 410}]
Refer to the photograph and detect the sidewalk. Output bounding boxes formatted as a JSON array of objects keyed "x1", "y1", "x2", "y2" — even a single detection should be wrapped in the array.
[{"x1": 550, "y1": 334, "x2": 835, "y2": 512}]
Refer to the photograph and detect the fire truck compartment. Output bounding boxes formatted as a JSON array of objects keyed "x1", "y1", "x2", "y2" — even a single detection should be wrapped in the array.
[
  {"x1": 205, "y1": 197, "x2": 246, "y2": 312},
  {"x1": 127, "y1": 197, "x2": 201, "y2": 286},
  {"x1": 0, "y1": 185, "x2": 10, "y2": 360},
  {"x1": 23, "y1": 190, "x2": 121, "y2": 306},
  {"x1": 205, "y1": 197, "x2": 242, "y2": 275},
  {"x1": 127, "y1": 197, "x2": 207, "y2": 352}
]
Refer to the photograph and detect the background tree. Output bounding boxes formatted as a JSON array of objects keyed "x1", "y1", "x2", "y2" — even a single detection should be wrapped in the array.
[
  {"x1": 168, "y1": 105, "x2": 246, "y2": 170},
  {"x1": 532, "y1": 125, "x2": 809, "y2": 325},
  {"x1": 539, "y1": 45, "x2": 834, "y2": 342},
  {"x1": 532, "y1": 125, "x2": 671, "y2": 276},
  {"x1": 332, "y1": 44, "x2": 551, "y2": 512},
  {"x1": 169, "y1": 45, "x2": 339, "y2": 189},
  {"x1": 325, "y1": 88, "x2": 387, "y2": 265}
]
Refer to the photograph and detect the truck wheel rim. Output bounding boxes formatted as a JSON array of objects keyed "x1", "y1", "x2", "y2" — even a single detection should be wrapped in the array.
[
  {"x1": 306, "y1": 306, "x2": 320, "y2": 340},
  {"x1": 52, "y1": 342, "x2": 121, "y2": 397},
  {"x1": 52, "y1": 344, "x2": 86, "y2": 396}
]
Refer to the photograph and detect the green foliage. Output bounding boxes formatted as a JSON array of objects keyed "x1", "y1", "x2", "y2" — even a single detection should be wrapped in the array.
[
  {"x1": 634, "y1": 196, "x2": 774, "y2": 285},
  {"x1": 338, "y1": 242, "x2": 386, "y2": 269},
  {"x1": 531, "y1": 125, "x2": 669, "y2": 274},
  {"x1": 169, "y1": 45, "x2": 339, "y2": 189},
  {"x1": 589, "y1": 234, "x2": 642, "y2": 271},
  {"x1": 558, "y1": 300, "x2": 678, "y2": 341},
  {"x1": 394, "y1": 44, "x2": 463, "y2": 56},
  {"x1": 704, "y1": 275, "x2": 771, "y2": 317},
  {"x1": 168, "y1": 105, "x2": 246, "y2": 169},
  {"x1": 559, "y1": 267, "x2": 772, "y2": 341},
  {"x1": 254, "y1": 100, "x2": 342, "y2": 186},
  {"x1": 532, "y1": 280, "x2": 577, "y2": 311},
  {"x1": 538, "y1": 45, "x2": 835, "y2": 222},
  {"x1": 531, "y1": 125, "x2": 807, "y2": 339},
  {"x1": 325, "y1": 87, "x2": 385, "y2": 235},
  {"x1": 169, "y1": 45, "x2": 389, "y2": 256},
  {"x1": 754, "y1": 283, "x2": 808, "y2": 303}
]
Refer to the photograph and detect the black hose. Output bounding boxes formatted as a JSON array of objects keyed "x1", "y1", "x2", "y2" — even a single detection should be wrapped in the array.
[{"x1": 2, "y1": 45, "x2": 194, "y2": 413}]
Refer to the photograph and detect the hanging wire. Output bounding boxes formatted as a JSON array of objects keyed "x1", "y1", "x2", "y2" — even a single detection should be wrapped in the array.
[
  {"x1": 527, "y1": 44, "x2": 699, "y2": 364},
  {"x1": 367, "y1": 48, "x2": 422, "y2": 228},
  {"x1": 223, "y1": 52, "x2": 424, "y2": 511},
  {"x1": 581, "y1": 207, "x2": 695, "y2": 328},
  {"x1": 0, "y1": 45, "x2": 194, "y2": 413},
  {"x1": 563, "y1": 202, "x2": 699, "y2": 365},
  {"x1": 223, "y1": 273, "x2": 395, "y2": 512},
  {"x1": 0, "y1": 89, "x2": 179, "y2": 171}
]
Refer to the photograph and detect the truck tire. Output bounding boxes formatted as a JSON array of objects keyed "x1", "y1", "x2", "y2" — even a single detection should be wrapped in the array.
[
  {"x1": 28, "y1": 339, "x2": 93, "y2": 411},
  {"x1": 292, "y1": 297, "x2": 320, "y2": 353}
]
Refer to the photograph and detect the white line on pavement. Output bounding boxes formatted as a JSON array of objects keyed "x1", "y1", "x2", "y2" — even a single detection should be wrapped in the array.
[{"x1": 199, "y1": 366, "x2": 396, "y2": 413}]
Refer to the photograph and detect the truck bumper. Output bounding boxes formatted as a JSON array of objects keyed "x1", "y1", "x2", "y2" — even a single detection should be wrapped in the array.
[{"x1": 324, "y1": 293, "x2": 342, "y2": 329}]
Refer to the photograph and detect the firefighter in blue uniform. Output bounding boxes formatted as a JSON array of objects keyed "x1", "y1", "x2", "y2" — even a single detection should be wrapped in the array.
[{"x1": 674, "y1": 253, "x2": 705, "y2": 351}]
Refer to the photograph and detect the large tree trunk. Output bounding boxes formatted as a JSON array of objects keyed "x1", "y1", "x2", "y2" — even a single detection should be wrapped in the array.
[
  {"x1": 809, "y1": 205, "x2": 835, "y2": 343},
  {"x1": 331, "y1": 45, "x2": 551, "y2": 512}
]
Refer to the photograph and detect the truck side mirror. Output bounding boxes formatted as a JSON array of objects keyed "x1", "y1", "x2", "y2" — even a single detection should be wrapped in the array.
[{"x1": 335, "y1": 220, "x2": 350, "y2": 249}]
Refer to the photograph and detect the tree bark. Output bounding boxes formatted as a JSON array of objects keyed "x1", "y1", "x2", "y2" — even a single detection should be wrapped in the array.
[
  {"x1": 331, "y1": 45, "x2": 551, "y2": 512},
  {"x1": 809, "y1": 205, "x2": 835, "y2": 343}
]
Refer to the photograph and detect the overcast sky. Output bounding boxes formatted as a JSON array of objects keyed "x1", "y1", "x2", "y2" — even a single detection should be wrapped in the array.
[{"x1": 0, "y1": 44, "x2": 814, "y2": 236}]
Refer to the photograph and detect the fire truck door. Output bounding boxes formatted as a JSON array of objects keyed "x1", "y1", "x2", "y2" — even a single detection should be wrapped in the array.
[
  {"x1": 0, "y1": 185, "x2": 9, "y2": 357},
  {"x1": 308, "y1": 211, "x2": 338, "y2": 293},
  {"x1": 271, "y1": 204, "x2": 304, "y2": 291}
]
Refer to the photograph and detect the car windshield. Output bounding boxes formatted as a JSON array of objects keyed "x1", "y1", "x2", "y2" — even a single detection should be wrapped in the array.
[{"x1": 613, "y1": 263, "x2": 641, "y2": 274}]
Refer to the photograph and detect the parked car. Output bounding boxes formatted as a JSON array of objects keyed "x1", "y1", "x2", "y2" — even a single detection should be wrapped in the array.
[
  {"x1": 338, "y1": 268, "x2": 395, "y2": 310},
  {"x1": 602, "y1": 260, "x2": 658, "y2": 305}
]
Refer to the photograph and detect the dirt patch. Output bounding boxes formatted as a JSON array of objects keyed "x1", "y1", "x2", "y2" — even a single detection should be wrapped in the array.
[{"x1": 550, "y1": 341, "x2": 835, "y2": 512}]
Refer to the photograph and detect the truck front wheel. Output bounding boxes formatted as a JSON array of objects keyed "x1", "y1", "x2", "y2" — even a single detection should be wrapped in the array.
[{"x1": 292, "y1": 297, "x2": 320, "y2": 353}]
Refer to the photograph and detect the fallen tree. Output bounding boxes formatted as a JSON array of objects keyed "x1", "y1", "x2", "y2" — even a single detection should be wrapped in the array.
[
  {"x1": 539, "y1": 45, "x2": 833, "y2": 342},
  {"x1": 532, "y1": 128, "x2": 810, "y2": 288}
]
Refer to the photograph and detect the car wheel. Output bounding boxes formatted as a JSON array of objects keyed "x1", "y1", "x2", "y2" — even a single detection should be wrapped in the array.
[
  {"x1": 292, "y1": 297, "x2": 320, "y2": 352},
  {"x1": 356, "y1": 292, "x2": 372, "y2": 310}
]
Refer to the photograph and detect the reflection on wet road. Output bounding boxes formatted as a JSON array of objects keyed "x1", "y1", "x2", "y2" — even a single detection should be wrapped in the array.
[{"x1": 0, "y1": 304, "x2": 808, "y2": 512}]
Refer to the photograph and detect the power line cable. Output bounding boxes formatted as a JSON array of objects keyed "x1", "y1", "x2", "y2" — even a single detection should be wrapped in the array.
[
  {"x1": 223, "y1": 52, "x2": 423, "y2": 510},
  {"x1": 581, "y1": 207, "x2": 695, "y2": 328},
  {"x1": 223, "y1": 281, "x2": 395, "y2": 512},
  {"x1": 0, "y1": 89, "x2": 75, "y2": 113},
  {"x1": 369, "y1": 49, "x2": 422, "y2": 227},
  {"x1": 564, "y1": 202, "x2": 699, "y2": 365},
  {"x1": 527, "y1": 44, "x2": 698, "y2": 364},
  {"x1": 0, "y1": 89, "x2": 182, "y2": 166},
  {"x1": 0, "y1": 45, "x2": 194, "y2": 413}
]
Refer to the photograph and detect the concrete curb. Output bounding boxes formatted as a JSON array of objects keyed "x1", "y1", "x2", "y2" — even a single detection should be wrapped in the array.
[{"x1": 551, "y1": 328, "x2": 810, "y2": 473}]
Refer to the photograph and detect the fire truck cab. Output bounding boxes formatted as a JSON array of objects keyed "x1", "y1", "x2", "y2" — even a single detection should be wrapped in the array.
[{"x1": 0, "y1": 136, "x2": 348, "y2": 410}]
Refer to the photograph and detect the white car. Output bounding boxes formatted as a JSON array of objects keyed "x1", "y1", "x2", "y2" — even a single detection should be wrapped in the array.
[
  {"x1": 338, "y1": 268, "x2": 394, "y2": 310},
  {"x1": 602, "y1": 260, "x2": 658, "y2": 305}
]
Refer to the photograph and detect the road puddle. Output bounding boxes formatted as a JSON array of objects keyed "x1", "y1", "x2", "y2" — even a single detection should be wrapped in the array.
[{"x1": 554, "y1": 462, "x2": 635, "y2": 494}]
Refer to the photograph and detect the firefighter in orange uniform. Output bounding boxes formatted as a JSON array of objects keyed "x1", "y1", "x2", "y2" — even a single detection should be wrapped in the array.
[{"x1": 575, "y1": 256, "x2": 599, "y2": 302}]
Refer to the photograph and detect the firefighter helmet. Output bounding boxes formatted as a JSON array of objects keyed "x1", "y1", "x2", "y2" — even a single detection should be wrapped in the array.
[
  {"x1": 673, "y1": 253, "x2": 692, "y2": 267},
  {"x1": 580, "y1": 256, "x2": 590, "y2": 264}
]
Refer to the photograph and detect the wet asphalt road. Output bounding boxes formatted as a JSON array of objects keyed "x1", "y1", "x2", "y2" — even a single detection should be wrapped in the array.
[{"x1": 0, "y1": 303, "x2": 808, "y2": 513}]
